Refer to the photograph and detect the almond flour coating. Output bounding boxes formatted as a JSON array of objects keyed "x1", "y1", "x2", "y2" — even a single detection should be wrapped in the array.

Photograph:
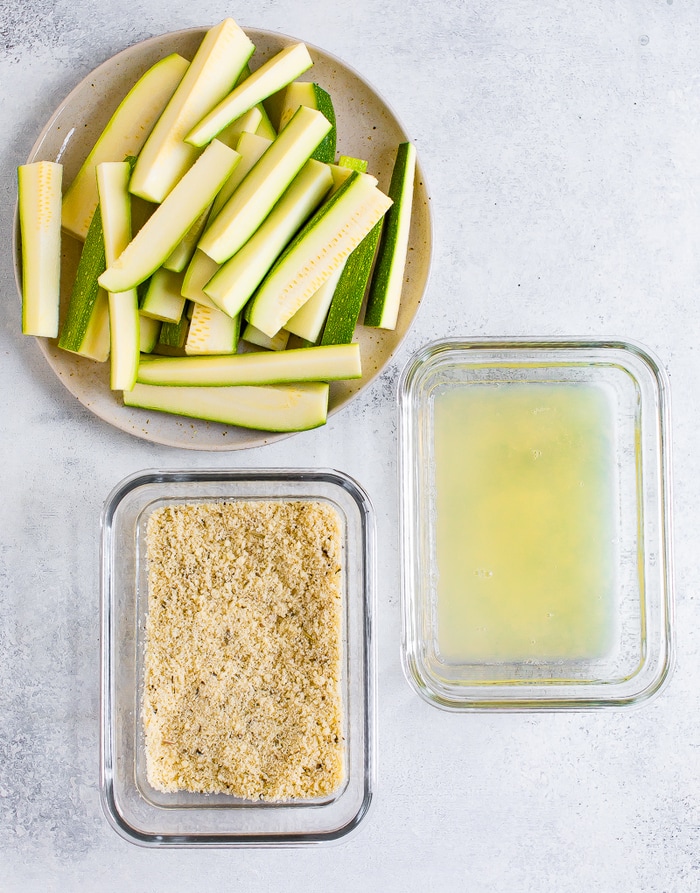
[{"x1": 143, "y1": 500, "x2": 343, "y2": 801}]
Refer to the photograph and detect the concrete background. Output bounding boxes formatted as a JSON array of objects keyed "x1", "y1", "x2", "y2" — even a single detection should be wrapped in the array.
[{"x1": 2, "y1": 1, "x2": 699, "y2": 890}]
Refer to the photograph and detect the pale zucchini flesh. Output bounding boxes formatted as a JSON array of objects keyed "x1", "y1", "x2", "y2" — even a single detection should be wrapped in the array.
[
  {"x1": 204, "y1": 158, "x2": 333, "y2": 318},
  {"x1": 18, "y1": 161, "x2": 63, "y2": 338},
  {"x1": 61, "y1": 53, "x2": 189, "y2": 240},
  {"x1": 241, "y1": 323, "x2": 290, "y2": 351},
  {"x1": 124, "y1": 381, "x2": 330, "y2": 432},
  {"x1": 139, "y1": 314, "x2": 162, "y2": 353},
  {"x1": 140, "y1": 267, "x2": 187, "y2": 322},
  {"x1": 181, "y1": 248, "x2": 220, "y2": 309},
  {"x1": 129, "y1": 19, "x2": 254, "y2": 203},
  {"x1": 198, "y1": 105, "x2": 332, "y2": 263},
  {"x1": 247, "y1": 171, "x2": 392, "y2": 337},
  {"x1": 208, "y1": 131, "x2": 272, "y2": 222},
  {"x1": 215, "y1": 105, "x2": 262, "y2": 148},
  {"x1": 99, "y1": 139, "x2": 240, "y2": 293},
  {"x1": 284, "y1": 263, "x2": 345, "y2": 342},
  {"x1": 364, "y1": 141, "x2": 416, "y2": 329},
  {"x1": 184, "y1": 302, "x2": 240, "y2": 355},
  {"x1": 162, "y1": 204, "x2": 212, "y2": 272},
  {"x1": 185, "y1": 42, "x2": 313, "y2": 147},
  {"x1": 277, "y1": 81, "x2": 336, "y2": 164},
  {"x1": 137, "y1": 342, "x2": 360, "y2": 386},
  {"x1": 96, "y1": 160, "x2": 140, "y2": 390}
]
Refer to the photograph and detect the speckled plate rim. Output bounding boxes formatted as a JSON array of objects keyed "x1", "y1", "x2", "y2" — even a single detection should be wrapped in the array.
[{"x1": 14, "y1": 24, "x2": 433, "y2": 450}]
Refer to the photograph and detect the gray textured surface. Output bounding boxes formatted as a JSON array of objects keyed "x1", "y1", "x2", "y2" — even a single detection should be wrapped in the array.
[{"x1": 2, "y1": 1, "x2": 699, "y2": 890}]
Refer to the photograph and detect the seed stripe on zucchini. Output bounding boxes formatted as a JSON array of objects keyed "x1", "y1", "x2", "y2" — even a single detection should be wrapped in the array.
[
  {"x1": 184, "y1": 302, "x2": 240, "y2": 355},
  {"x1": 203, "y1": 158, "x2": 333, "y2": 318},
  {"x1": 18, "y1": 161, "x2": 63, "y2": 338},
  {"x1": 364, "y1": 141, "x2": 416, "y2": 329},
  {"x1": 246, "y1": 171, "x2": 392, "y2": 337}
]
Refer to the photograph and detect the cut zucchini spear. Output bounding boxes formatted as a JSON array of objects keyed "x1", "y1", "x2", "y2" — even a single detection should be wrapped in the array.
[
  {"x1": 285, "y1": 265, "x2": 345, "y2": 342},
  {"x1": 184, "y1": 302, "x2": 240, "y2": 355},
  {"x1": 99, "y1": 139, "x2": 240, "y2": 293},
  {"x1": 247, "y1": 171, "x2": 392, "y2": 337},
  {"x1": 156, "y1": 314, "x2": 190, "y2": 352},
  {"x1": 129, "y1": 19, "x2": 254, "y2": 203},
  {"x1": 208, "y1": 131, "x2": 272, "y2": 222},
  {"x1": 204, "y1": 159, "x2": 333, "y2": 318},
  {"x1": 96, "y1": 161, "x2": 140, "y2": 390},
  {"x1": 321, "y1": 220, "x2": 382, "y2": 345},
  {"x1": 137, "y1": 342, "x2": 361, "y2": 386},
  {"x1": 277, "y1": 82, "x2": 336, "y2": 164},
  {"x1": 18, "y1": 161, "x2": 62, "y2": 338},
  {"x1": 216, "y1": 105, "x2": 262, "y2": 148},
  {"x1": 139, "y1": 315, "x2": 161, "y2": 353},
  {"x1": 364, "y1": 141, "x2": 416, "y2": 329},
  {"x1": 241, "y1": 323, "x2": 290, "y2": 351},
  {"x1": 140, "y1": 267, "x2": 187, "y2": 322},
  {"x1": 58, "y1": 204, "x2": 110, "y2": 360},
  {"x1": 124, "y1": 381, "x2": 330, "y2": 432},
  {"x1": 181, "y1": 249, "x2": 221, "y2": 309},
  {"x1": 185, "y1": 42, "x2": 313, "y2": 147},
  {"x1": 198, "y1": 105, "x2": 332, "y2": 263},
  {"x1": 61, "y1": 53, "x2": 189, "y2": 240},
  {"x1": 162, "y1": 205, "x2": 211, "y2": 272}
]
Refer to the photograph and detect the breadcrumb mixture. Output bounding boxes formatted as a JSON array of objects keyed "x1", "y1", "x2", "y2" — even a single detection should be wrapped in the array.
[{"x1": 143, "y1": 500, "x2": 344, "y2": 801}]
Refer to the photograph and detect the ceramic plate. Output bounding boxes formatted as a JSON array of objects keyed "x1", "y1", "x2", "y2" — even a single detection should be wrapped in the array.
[{"x1": 16, "y1": 26, "x2": 432, "y2": 450}]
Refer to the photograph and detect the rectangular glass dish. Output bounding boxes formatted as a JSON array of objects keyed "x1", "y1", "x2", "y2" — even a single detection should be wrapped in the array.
[
  {"x1": 398, "y1": 339, "x2": 674, "y2": 711},
  {"x1": 100, "y1": 468, "x2": 375, "y2": 846}
]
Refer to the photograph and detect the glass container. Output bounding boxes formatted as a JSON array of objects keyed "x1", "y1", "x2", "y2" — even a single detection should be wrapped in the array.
[
  {"x1": 100, "y1": 468, "x2": 375, "y2": 845},
  {"x1": 399, "y1": 338, "x2": 674, "y2": 711}
]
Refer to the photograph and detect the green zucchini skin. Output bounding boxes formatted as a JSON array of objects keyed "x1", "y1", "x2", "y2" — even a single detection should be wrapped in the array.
[
  {"x1": 61, "y1": 53, "x2": 189, "y2": 240},
  {"x1": 203, "y1": 159, "x2": 333, "y2": 318},
  {"x1": 246, "y1": 171, "x2": 392, "y2": 337},
  {"x1": 320, "y1": 220, "x2": 382, "y2": 345},
  {"x1": 58, "y1": 205, "x2": 107, "y2": 354},
  {"x1": 185, "y1": 42, "x2": 314, "y2": 148},
  {"x1": 198, "y1": 105, "x2": 332, "y2": 264},
  {"x1": 137, "y1": 342, "x2": 361, "y2": 386},
  {"x1": 129, "y1": 19, "x2": 254, "y2": 203},
  {"x1": 123, "y1": 381, "x2": 330, "y2": 432},
  {"x1": 99, "y1": 139, "x2": 241, "y2": 293},
  {"x1": 364, "y1": 141, "x2": 416, "y2": 329},
  {"x1": 278, "y1": 82, "x2": 337, "y2": 165}
]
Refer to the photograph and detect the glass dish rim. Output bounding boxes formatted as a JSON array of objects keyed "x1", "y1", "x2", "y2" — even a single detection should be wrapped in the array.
[
  {"x1": 397, "y1": 336, "x2": 675, "y2": 712},
  {"x1": 99, "y1": 467, "x2": 376, "y2": 847}
]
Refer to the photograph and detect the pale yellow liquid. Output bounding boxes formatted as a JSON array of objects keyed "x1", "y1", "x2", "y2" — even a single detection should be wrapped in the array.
[{"x1": 433, "y1": 382, "x2": 616, "y2": 663}]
